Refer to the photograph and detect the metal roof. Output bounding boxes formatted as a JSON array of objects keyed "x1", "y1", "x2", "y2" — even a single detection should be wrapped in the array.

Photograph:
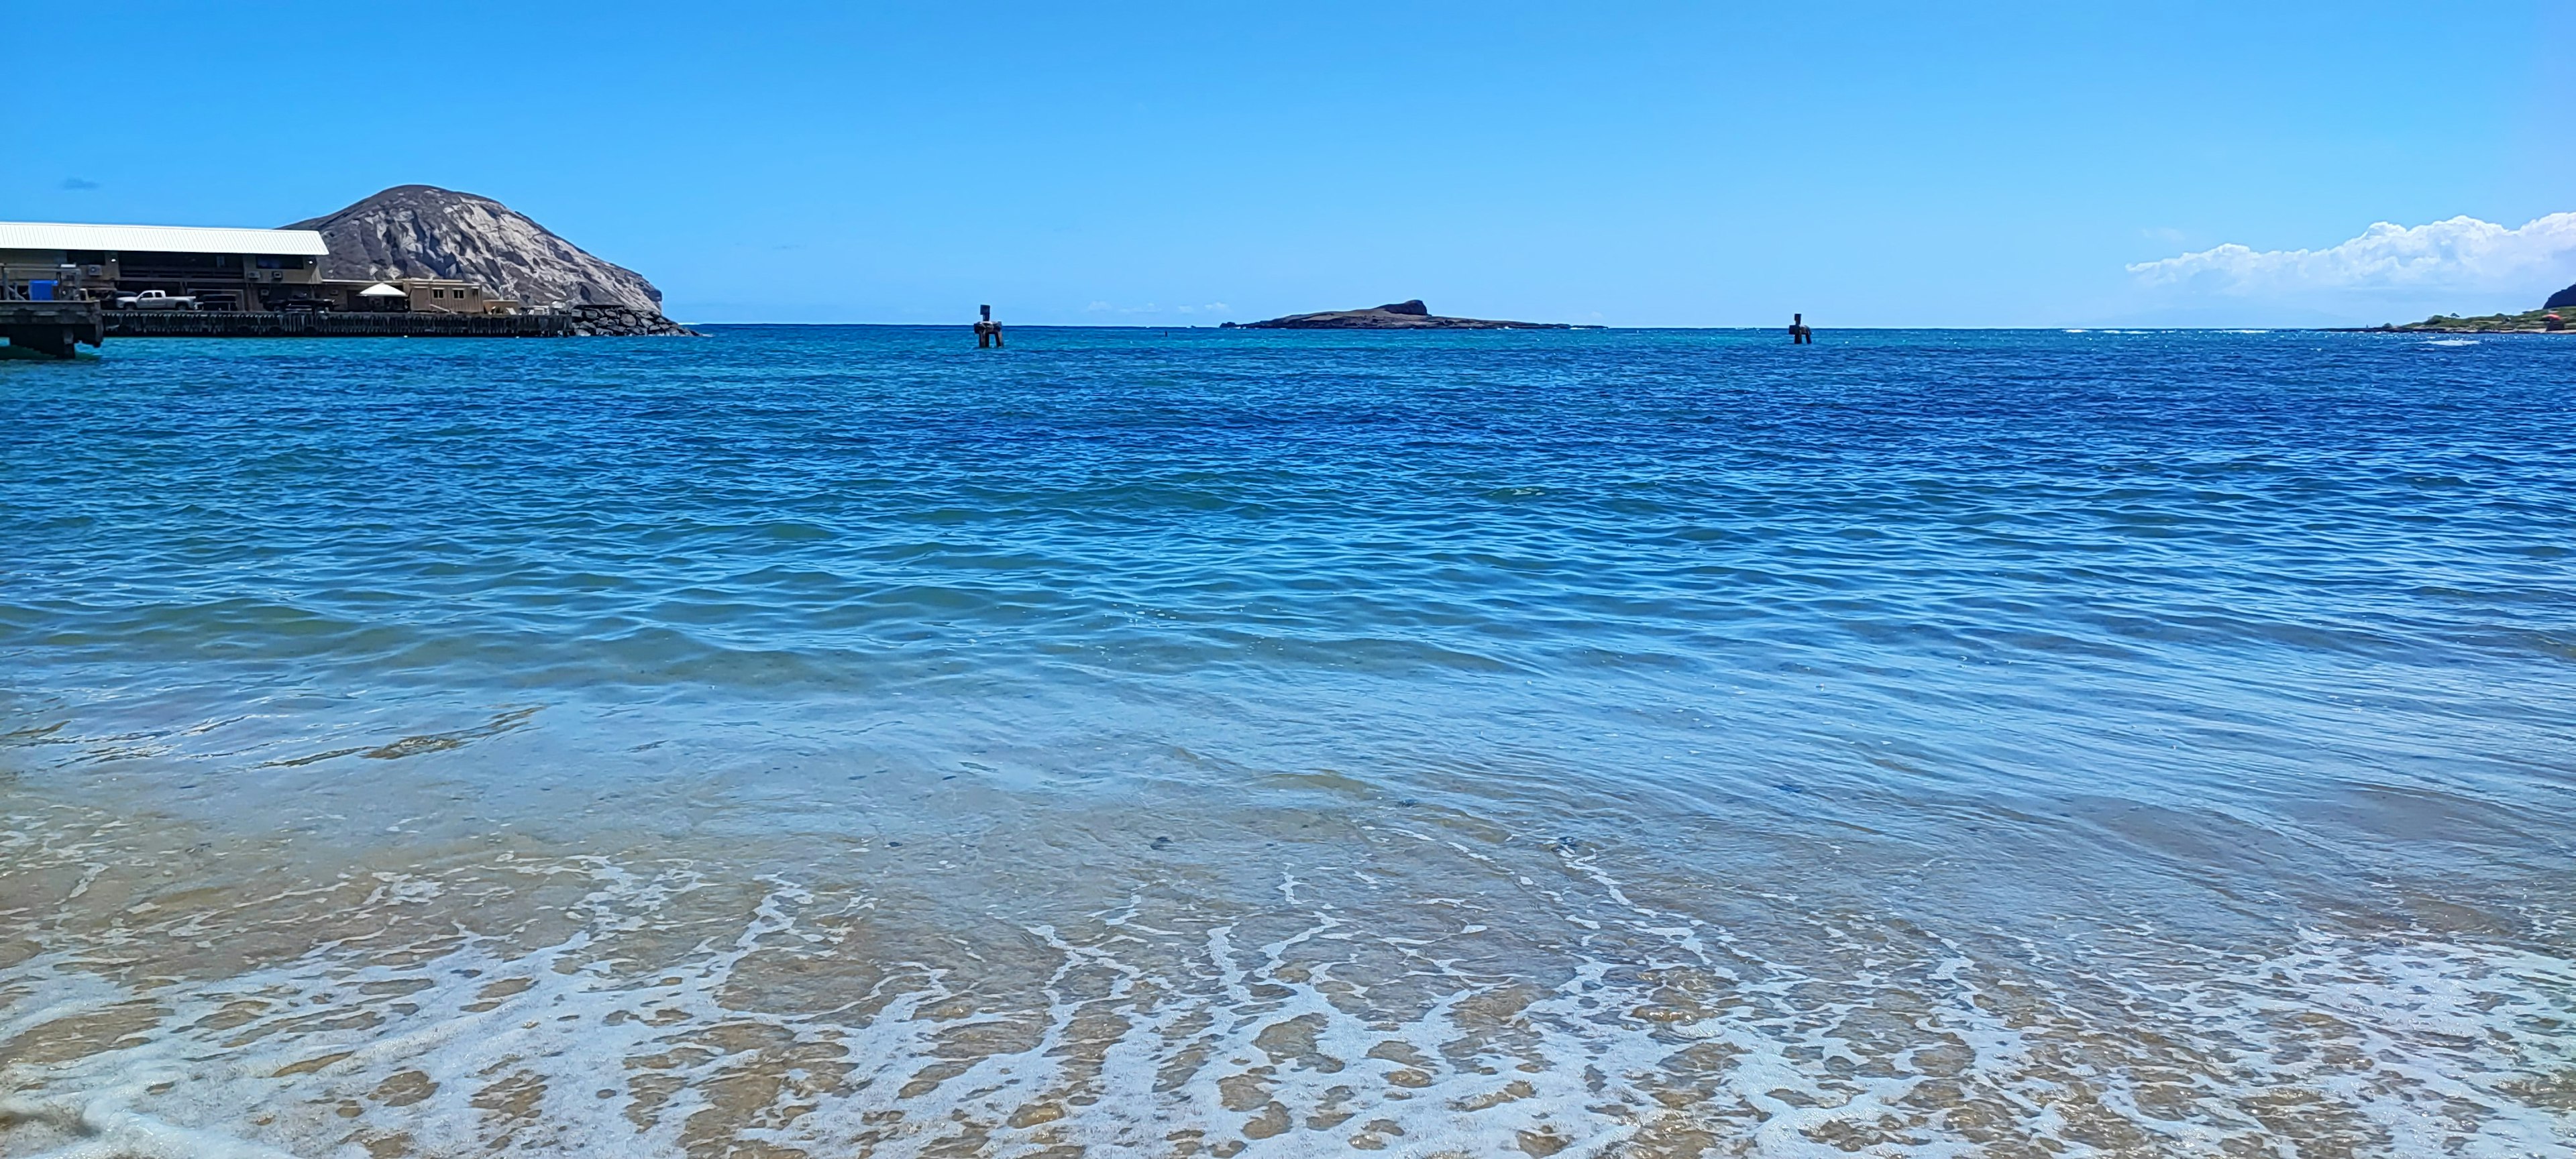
[{"x1": 0, "y1": 221, "x2": 330, "y2": 256}]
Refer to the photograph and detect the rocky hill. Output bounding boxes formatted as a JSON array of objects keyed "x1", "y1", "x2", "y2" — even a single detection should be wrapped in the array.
[
  {"x1": 286, "y1": 186, "x2": 682, "y2": 327},
  {"x1": 2547, "y1": 282, "x2": 2576, "y2": 310},
  {"x1": 1225, "y1": 299, "x2": 1574, "y2": 329}
]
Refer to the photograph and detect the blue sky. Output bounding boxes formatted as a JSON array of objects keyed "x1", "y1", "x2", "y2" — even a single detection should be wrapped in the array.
[{"x1": 8, "y1": 2, "x2": 2571, "y2": 327}]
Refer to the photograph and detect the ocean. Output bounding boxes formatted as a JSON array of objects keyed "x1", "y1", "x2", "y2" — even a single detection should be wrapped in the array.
[{"x1": 2, "y1": 327, "x2": 2570, "y2": 1158}]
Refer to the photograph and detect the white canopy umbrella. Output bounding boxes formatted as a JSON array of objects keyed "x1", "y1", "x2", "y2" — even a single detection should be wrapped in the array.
[{"x1": 358, "y1": 282, "x2": 406, "y2": 298}]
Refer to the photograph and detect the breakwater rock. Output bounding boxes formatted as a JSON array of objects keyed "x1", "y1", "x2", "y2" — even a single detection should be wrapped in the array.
[
  {"x1": 566, "y1": 304, "x2": 698, "y2": 337},
  {"x1": 1225, "y1": 299, "x2": 1574, "y2": 329}
]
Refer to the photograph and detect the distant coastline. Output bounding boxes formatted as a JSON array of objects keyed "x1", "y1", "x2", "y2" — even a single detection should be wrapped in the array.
[
  {"x1": 2359, "y1": 307, "x2": 2568, "y2": 335},
  {"x1": 2362, "y1": 283, "x2": 2574, "y2": 333}
]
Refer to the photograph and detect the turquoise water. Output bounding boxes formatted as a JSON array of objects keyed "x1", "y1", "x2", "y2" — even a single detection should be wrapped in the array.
[{"x1": 3, "y1": 327, "x2": 2571, "y2": 1157}]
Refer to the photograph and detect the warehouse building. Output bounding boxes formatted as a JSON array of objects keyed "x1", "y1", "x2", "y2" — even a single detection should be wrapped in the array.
[
  {"x1": 0, "y1": 221, "x2": 511, "y2": 316},
  {"x1": 0, "y1": 221, "x2": 333, "y2": 311}
]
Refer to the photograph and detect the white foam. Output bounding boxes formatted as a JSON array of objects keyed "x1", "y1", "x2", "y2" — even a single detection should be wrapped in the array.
[
  {"x1": 5, "y1": 852, "x2": 2571, "y2": 1158},
  {"x1": 0, "y1": 1097, "x2": 305, "y2": 1159}
]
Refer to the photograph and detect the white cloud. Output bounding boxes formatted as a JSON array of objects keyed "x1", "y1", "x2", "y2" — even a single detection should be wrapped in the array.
[{"x1": 2129, "y1": 212, "x2": 2576, "y2": 296}]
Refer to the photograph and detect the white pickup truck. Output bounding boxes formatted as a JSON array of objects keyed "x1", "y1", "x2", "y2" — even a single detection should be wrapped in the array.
[{"x1": 115, "y1": 290, "x2": 197, "y2": 311}]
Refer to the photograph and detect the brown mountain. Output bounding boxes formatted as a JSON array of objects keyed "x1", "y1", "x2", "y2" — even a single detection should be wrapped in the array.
[
  {"x1": 1225, "y1": 299, "x2": 1574, "y2": 329},
  {"x1": 285, "y1": 186, "x2": 667, "y2": 315}
]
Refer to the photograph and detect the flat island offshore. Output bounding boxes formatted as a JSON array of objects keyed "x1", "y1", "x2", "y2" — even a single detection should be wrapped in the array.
[{"x1": 4, "y1": 325, "x2": 2575, "y2": 1158}]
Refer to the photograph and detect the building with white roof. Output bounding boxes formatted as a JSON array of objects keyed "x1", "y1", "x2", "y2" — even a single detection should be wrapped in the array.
[{"x1": 0, "y1": 221, "x2": 331, "y2": 311}]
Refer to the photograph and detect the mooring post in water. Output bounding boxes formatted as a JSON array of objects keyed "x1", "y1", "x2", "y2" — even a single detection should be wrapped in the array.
[
  {"x1": 975, "y1": 304, "x2": 1004, "y2": 349},
  {"x1": 1790, "y1": 313, "x2": 1813, "y2": 344}
]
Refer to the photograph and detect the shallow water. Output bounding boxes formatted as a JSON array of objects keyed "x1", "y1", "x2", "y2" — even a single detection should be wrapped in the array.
[{"x1": 3, "y1": 327, "x2": 2571, "y2": 1158}]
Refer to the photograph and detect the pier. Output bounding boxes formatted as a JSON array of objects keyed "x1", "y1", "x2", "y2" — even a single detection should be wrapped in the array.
[
  {"x1": 0, "y1": 307, "x2": 701, "y2": 357},
  {"x1": 101, "y1": 310, "x2": 583, "y2": 339},
  {"x1": 1, "y1": 300, "x2": 105, "y2": 358}
]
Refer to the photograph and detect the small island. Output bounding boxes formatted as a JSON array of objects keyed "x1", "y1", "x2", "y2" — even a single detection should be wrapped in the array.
[
  {"x1": 2370, "y1": 282, "x2": 2573, "y2": 333},
  {"x1": 1222, "y1": 299, "x2": 1577, "y2": 329}
]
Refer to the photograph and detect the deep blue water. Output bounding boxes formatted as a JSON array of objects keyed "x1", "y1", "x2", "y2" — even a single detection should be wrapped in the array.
[{"x1": 3, "y1": 327, "x2": 2571, "y2": 1156}]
